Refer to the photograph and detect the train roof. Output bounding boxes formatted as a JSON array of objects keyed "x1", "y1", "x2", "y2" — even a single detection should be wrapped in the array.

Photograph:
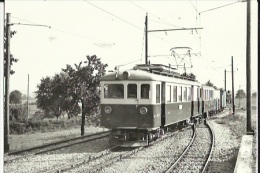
[{"x1": 101, "y1": 69, "x2": 201, "y2": 86}]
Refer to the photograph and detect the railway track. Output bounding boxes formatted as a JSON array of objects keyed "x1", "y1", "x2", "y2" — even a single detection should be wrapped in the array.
[
  {"x1": 4, "y1": 131, "x2": 110, "y2": 164},
  {"x1": 165, "y1": 120, "x2": 214, "y2": 173},
  {"x1": 5, "y1": 122, "x2": 213, "y2": 173},
  {"x1": 39, "y1": 126, "x2": 189, "y2": 173}
]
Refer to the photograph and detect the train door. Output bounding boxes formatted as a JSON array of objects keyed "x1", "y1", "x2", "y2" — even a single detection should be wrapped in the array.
[
  {"x1": 191, "y1": 85, "x2": 194, "y2": 118},
  {"x1": 201, "y1": 87, "x2": 204, "y2": 116},
  {"x1": 161, "y1": 82, "x2": 166, "y2": 128}
]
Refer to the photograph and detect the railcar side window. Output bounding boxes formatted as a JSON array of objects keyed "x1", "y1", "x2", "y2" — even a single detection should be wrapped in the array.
[
  {"x1": 141, "y1": 84, "x2": 150, "y2": 99},
  {"x1": 178, "y1": 86, "x2": 182, "y2": 102},
  {"x1": 127, "y1": 84, "x2": 137, "y2": 98},
  {"x1": 197, "y1": 87, "x2": 200, "y2": 99},
  {"x1": 104, "y1": 84, "x2": 124, "y2": 99},
  {"x1": 156, "y1": 84, "x2": 160, "y2": 103},
  {"x1": 173, "y1": 86, "x2": 177, "y2": 102},
  {"x1": 188, "y1": 87, "x2": 191, "y2": 101},
  {"x1": 183, "y1": 87, "x2": 187, "y2": 101},
  {"x1": 166, "y1": 85, "x2": 171, "y2": 103}
]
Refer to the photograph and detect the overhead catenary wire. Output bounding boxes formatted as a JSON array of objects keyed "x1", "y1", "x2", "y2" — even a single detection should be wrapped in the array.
[
  {"x1": 189, "y1": 0, "x2": 199, "y2": 14},
  {"x1": 10, "y1": 16, "x2": 107, "y2": 43},
  {"x1": 82, "y1": 1, "x2": 182, "y2": 48},
  {"x1": 83, "y1": 0, "x2": 143, "y2": 31},
  {"x1": 128, "y1": 1, "x2": 185, "y2": 29},
  {"x1": 199, "y1": 1, "x2": 241, "y2": 14},
  {"x1": 11, "y1": 2, "x2": 200, "y2": 67}
]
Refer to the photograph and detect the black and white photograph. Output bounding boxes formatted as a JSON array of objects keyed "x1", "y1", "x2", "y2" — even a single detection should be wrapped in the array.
[{"x1": 1, "y1": 0, "x2": 258, "y2": 172}]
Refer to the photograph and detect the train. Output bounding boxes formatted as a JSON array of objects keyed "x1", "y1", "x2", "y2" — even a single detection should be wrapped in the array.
[{"x1": 100, "y1": 64, "x2": 226, "y2": 147}]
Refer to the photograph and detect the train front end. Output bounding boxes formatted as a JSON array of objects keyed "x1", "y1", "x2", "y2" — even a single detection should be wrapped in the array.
[{"x1": 100, "y1": 70, "x2": 161, "y2": 147}]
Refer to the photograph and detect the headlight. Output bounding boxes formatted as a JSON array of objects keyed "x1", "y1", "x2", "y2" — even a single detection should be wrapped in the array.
[
  {"x1": 105, "y1": 106, "x2": 112, "y2": 114},
  {"x1": 122, "y1": 71, "x2": 130, "y2": 79},
  {"x1": 140, "y1": 107, "x2": 148, "y2": 114}
]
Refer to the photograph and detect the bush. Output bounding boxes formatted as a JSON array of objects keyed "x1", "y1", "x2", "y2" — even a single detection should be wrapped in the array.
[
  {"x1": 10, "y1": 121, "x2": 27, "y2": 134},
  {"x1": 10, "y1": 105, "x2": 27, "y2": 122}
]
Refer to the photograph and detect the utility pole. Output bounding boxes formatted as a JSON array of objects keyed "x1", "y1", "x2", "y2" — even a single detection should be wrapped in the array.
[
  {"x1": 246, "y1": 0, "x2": 253, "y2": 135},
  {"x1": 239, "y1": 85, "x2": 241, "y2": 108},
  {"x1": 27, "y1": 74, "x2": 29, "y2": 120},
  {"x1": 231, "y1": 56, "x2": 235, "y2": 115},
  {"x1": 145, "y1": 13, "x2": 148, "y2": 65},
  {"x1": 4, "y1": 13, "x2": 11, "y2": 153},
  {"x1": 224, "y1": 69, "x2": 226, "y2": 91}
]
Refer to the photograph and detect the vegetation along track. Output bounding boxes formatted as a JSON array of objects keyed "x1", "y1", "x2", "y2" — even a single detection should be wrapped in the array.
[
  {"x1": 4, "y1": 131, "x2": 110, "y2": 164},
  {"x1": 165, "y1": 120, "x2": 214, "y2": 173}
]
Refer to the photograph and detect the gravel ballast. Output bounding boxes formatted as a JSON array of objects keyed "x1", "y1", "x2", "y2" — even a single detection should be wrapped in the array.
[{"x1": 5, "y1": 110, "x2": 252, "y2": 173}]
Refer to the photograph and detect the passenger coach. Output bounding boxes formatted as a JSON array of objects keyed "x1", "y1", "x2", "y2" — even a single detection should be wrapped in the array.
[{"x1": 100, "y1": 64, "x2": 204, "y2": 146}]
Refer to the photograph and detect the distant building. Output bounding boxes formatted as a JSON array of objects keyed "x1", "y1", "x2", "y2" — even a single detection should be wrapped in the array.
[{"x1": 21, "y1": 99, "x2": 37, "y2": 104}]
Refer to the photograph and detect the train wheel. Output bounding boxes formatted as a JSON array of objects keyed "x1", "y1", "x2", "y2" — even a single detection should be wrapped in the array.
[
  {"x1": 148, "y1": 133, "x2": 153, "y2": 144},
  {"x1": 160, "y1": 128, "x2": 165, "y2": 136}
]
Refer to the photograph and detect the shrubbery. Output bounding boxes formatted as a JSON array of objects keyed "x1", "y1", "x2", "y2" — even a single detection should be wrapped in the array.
[
  {"x1": 9, "y1": 104, "x2": 101, "y2": 134},
  {"x1": 9, "y1": 116, "x2": 84, "y2": 134}
]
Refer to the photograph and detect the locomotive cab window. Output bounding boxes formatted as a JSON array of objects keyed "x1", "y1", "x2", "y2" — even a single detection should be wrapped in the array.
[
  {"x1": 141, "y1": 84, "x2": 150, "y2": 99},
  {"x1": 104, "y1": 84, "x2": 124, "y2": 99},
  {"x1": 127, "y1": 84, "x2": 137, "y2": 98}
]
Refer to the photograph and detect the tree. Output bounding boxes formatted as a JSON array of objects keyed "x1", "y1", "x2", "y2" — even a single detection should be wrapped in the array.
[
  {"x1": 180, "y1": 72, "x2": 196, "y2": 80},
  {"x1": 252, "y1": 92, "x2": 257, "y2": 98},
  {"x1": 35, "y1": 74, "x2": 69, "y2": 119},
  {"x1": 205, "y1": 80, "x2": 214, "y2": 87},
  {"x1": 235, "y1": 89, "x2": 246, "y2": 98},
  {"x1": 62, "y1": 55, "x2": 107, "y2": 136},
  {"x1": 35, "y1": 76, "x2": 53, "y2": 117},
  {"x1": 10, "y1": 90, "x2": 22, "y2": 104}
]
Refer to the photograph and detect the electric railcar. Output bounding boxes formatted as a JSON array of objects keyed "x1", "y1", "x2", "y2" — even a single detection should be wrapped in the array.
[{"x1": 100, "y1": 64, "x2": 226, "y2": 147}]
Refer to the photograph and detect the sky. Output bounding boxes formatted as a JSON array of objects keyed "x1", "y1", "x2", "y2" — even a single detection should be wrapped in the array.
[{"x1": 4, "y1": 0, "x2": 258, "y2": 97}]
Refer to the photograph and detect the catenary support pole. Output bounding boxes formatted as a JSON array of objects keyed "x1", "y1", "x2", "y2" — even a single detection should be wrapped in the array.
[
  {"x1": 145, "y1": 13, "x2": 148, "y2": 65},
  {"x1": 27, "y1": 74, "x2": 29, "y2": 120},
  {"x1": 231, "y1": 56, "x2": 235, "y2": 115},
  {"x1": 4, "y1": 13, "x2": 11, "y2": 153},
  {"x1": 246, "y1": 0, "x2": 253, "y2": 135},
  {"x1": 224, "y1": 69, "x2": 226, "y2": 91}
]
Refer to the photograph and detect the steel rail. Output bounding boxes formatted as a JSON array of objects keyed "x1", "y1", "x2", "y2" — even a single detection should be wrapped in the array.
[
  {"x1": 201, "y1": 121, "x2": 215, "y2": 173},
  {"x1": 42, "y1": 126, "x2": 187, "y2": 173},
  {"x1": 42, "y1": 146, "x2": 121, "y2": 173},
  {"x1": 164, "y1": 124, "x2": 196, "y2": 173}
]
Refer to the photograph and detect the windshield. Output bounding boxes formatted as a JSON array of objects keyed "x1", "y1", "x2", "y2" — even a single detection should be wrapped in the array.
[{"x1": 104, "y1": 84, "x2": 124, "y2": 99}]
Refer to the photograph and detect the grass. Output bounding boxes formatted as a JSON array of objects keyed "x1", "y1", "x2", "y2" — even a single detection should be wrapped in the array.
[{"x1": 8, "y1": 125, "x2": 109, "y2": 151}]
